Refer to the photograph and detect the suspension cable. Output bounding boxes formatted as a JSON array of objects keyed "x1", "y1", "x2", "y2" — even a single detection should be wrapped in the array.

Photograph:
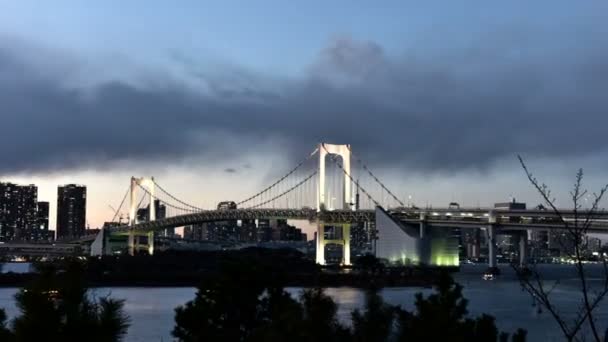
[
  {"x1": 137, "y1": 184, "x2": 197, "y2": 213},
  {"x1": 137, "y1": 191, "x2": 148, "y2": 210},
  {"x1": 152, "y1": 179, "x2": 205, "y2": 211},
  {"x1": 346, "y1": 145, "x2": 405, "y2": 207},
  {"x1": 110, "y1": 186, "x2": 130, "y2": 223},
  {"x1": 247, "y1": 171, "x2": 318, "y2": 209},
  {"x1": 237, "y1": 147, "x2": 319, "y2": 206}
]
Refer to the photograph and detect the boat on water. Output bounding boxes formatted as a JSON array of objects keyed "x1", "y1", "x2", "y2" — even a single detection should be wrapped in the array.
[{"x1": 482, "y1": 272, "x2": 495, "y2": 280}]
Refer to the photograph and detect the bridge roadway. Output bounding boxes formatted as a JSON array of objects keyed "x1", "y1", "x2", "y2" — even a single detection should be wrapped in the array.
[
  {"x1": 73, "y1": 207, "x2": 608, "y2": 243},
  {"x1": 112, "y1": 208, "x2": 375, "y2": 233},
  {"x1": 115, "y1": 207, "x2": 608, "y2": 232}
]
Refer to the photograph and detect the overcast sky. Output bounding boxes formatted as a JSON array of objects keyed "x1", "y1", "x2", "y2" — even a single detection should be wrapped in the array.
[{"x1": 1, "y1": 1, "x2": 607, "y2": 234}]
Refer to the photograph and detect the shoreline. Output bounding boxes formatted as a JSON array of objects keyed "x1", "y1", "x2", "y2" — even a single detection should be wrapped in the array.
[{"x1": 0, "y1": 266, "x2": 458, "y2": 288}]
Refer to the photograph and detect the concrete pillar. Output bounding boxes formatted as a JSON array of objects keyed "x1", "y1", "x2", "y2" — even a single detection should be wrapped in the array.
[
  {"x1": 147, "y1": 231, "x2": 155, "y2": 256},
  {"x1": 318, "y1": 150, "x2": 326, "y2": 211},
  {"x1": 129, "y1": 177, "x2": 137, "y2": 226},
  {"x1": 316, "y1": 222, "x2": 325, "y2": 265},
  {"x1": 419, "y1": 213, "x2": 427, "y2": 239},
  {"x1": 128, "y1": 230, "x2": 136, "y2": 256},
  {"x1": 343, "y1": 224, "x2": 351, "y2": 266},
  {"x1": 341, "y1": 149, "x2": 352, "y2": 210},
  {"x1": 149, "y1": 177, "x2": 156, "y2": 221},
  {"x1": 519, "y1": 231, "x2": 528, "y2": 267},
  {"x1": 488, "y1": 225, "x2": 497, "y2": 268}
]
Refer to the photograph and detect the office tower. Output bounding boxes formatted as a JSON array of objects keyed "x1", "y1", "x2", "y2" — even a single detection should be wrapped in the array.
[
  {"x1": 56, "y1": 184, "x2": 87, "y2": 238},
  {"x1": 0, "y1": 182, "x2": 39, "y2": 241},
  {"x1": 36, "y1": 201, "x2": 50, "y2": 241}
]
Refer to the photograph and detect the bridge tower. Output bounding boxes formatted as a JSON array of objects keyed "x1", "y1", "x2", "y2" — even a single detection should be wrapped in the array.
[
  {"x1": 316, "y1": 143, "x2": 353, "y2": 266},
  {"x1": 129, "y1": 177, "x2": 156, "y2": 226},
  {"x1": 128, "y1": 177, "x2": 157, "y2": 256}
]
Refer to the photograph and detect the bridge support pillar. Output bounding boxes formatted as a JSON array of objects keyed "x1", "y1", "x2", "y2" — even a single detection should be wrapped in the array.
[
  {"x1": 128, "y1": 230, "x2": 136, "y2": 256},
  {"x1": 487, "y1": 225, "x2": 497, "y2": 268},
  {"x1": 419, "y1": 213, "x2": 427, "y2": 239},
  {"x1": 316, "y1": 222, "x2": 325, "y2": 265},
  {"x1": 148, "y1": 231, "x2": 155, "y2": 256},
  {"x1": 343, "y1": 224, "x2": 351, "y2": 266},
  {"x1": 128, "y1": 230, "x2": 154, "y2": 256},
  {"x1": 316, "y1": 143, "x2": 354, "y2": 266},
  {"x1": 519, "y1": 231, "x2": 528, "y2": 267},
  {"x1": 316, "y1": 223, "x2": 351, "y2": 266}
]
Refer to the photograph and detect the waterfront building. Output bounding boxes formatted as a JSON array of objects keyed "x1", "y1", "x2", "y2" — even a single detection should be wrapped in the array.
[
  {"x1": 36, "y1": 201, "x2": 50, "y2": 241},
  {"x1": 257, "y1": 219, "x2": 273, "y2": 242},
  {"x1": 0, "y1": 182, "x2": 40, "y2": 241},
  {"x1": 239, "y1": 219, "x2": 257, "y2": 242},
  {"x1": 56, "y1": 184, "x2": 87, "y2": 239},
  {"x1": 350, "y1": 222, "x2": 368, "y2": 253},
  {"x1": 136, "y1": 200, "x2": 170, "y2": 236},
  {"x1": 462, "y1": 228, "x2": 482, "y2": 259},
  {"x1": 184, "y1": 223, "x2": 210, "y2": 241}
]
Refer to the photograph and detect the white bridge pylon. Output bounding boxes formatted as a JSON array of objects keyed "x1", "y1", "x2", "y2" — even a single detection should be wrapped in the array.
[
  {"x1": 129, "y1": 177, "x2": 156, "y2": 226},
  {"x1": 316, "y1": 143, "x2": 354, "y2": 266}
]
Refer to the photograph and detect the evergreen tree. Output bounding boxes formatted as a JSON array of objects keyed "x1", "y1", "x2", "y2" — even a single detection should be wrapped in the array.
[
  {"x1": 396, "y1": 272, "x2": 525, "y2": 341},
  {"x1": 11, "y1": 259, "x2": 129, "y2": 342},
  {"x1": 351, "y1": 287, "x2": 395, "y2": 342}
]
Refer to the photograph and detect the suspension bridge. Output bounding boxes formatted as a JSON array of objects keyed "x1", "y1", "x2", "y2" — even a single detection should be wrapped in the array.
[
  {"x1": 93, "y1": 143, "x2": 405, "y2": 265},
  {"x1": 85, "y1": 142, "x2": 608, "y2": 268}
]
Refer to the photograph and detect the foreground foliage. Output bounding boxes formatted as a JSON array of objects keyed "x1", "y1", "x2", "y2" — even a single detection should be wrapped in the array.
[
  {"x1": 174, "y1": 263, "x2": 526, "y2": 341},
  {"x1": 0, "y1": 260, "x2": 130, "y2": 342}
]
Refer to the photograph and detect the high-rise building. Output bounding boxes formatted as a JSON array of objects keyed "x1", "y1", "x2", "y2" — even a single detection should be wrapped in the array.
[
  {"x1": 0, "y1": 182, "x2": 39, "y2": 241},
  {"x1": 0, "y1": 182, "x2": 20, "y2": 241},
  {"x1": 184, "y1": 223, "x2": 210, "y2": 241},
  {"x1": 18, "y1": 185, "x2": 38, "y2": 240},
  {"x1": 136, "y1": 200, "x2": 167, "y2": 223},
  {"x1": 56, "y1": 184, "x2": 87, "y2": 239},
  {"x1": 240, "y1": 219, "x2": 257, "y2": 242},
  {"x1": 257, "y1": 219, "x2": 273, "y2": 242},
  {"x1": 36, "y1": 201, "x2": 50, "y2": 241},
  {"x1": 462, "y1": 228, "x2": 482, "y2": 259}
]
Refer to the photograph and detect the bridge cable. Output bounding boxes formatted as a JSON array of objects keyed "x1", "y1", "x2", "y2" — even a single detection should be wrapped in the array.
[
  {"x1": 151, "y1": 179, "x2": 205, "y2": 212},
  {"x1": 137, "y1": 191, "x2": 148, "y2": 210},
  {"x1": 110, "y1": 186, "x2": 130, "y2": 223},
  {"x1": 346, "y1": 145, "x2": 406, "y2": 208},
  {"x1": 247, "y1": 171, "x2": 318, "y2": 209},
  {"x1": 236, "y1": 147, "x2": 319, "y2": 206},
  {"x1": 136, "y1": 184, "x2": 198, "y2": 214}
]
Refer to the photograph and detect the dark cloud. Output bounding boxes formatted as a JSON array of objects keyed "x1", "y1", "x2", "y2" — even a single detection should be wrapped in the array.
[
  {"x1": 224, "y1": 168, "x2": 237, "y2": 174},
  {"x1": 1, "y1": 25, "x2": 608, "y2": 175}
]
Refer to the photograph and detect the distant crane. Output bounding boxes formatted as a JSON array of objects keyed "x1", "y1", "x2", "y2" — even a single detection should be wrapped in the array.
[{"x1": 108, "y1": 205, "x2": 127, "y2": 224}]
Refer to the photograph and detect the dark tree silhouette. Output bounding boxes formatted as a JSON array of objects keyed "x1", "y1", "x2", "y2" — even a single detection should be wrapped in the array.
[
  {"x1": 10, "y1": 259, "x2": 130, "y2": 342},
  {"x1": 299, "y1": 288, "x2": 351, "y2": 341},
  {"x1": 173, "y1": 260, "x2": 350, "y2": 342},
  {"x1": 0, "y1": 309, "x2": 13, "y2": 342},
  {"x1": 396, "y1": 272, "x2": 526, "y2": 341},
  {"x1": 351, "y1": 287, "x2": 395, "y2": 342}
]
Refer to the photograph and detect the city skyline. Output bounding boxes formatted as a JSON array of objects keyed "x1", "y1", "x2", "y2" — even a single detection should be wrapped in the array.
[{"x1": 2, "y1": 1, "x2": 608, "y2": 232}]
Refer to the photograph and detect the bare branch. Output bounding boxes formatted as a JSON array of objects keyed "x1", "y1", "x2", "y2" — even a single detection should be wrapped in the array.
[{"x1": 517, "y1": 156, "x2": 608, "y2": 342}]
